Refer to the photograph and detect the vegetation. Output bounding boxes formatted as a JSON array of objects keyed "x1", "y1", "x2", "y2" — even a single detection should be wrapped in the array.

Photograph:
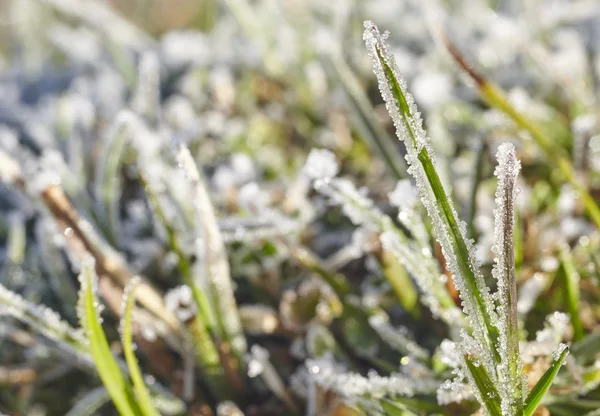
[{"x1": 0, "y1": 1, "x2": 599, "y2": 415}]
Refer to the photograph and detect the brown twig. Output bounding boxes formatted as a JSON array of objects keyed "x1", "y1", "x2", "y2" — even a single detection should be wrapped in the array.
[{"x1": 441, "y1": 34, "x2": 486, "y2": 87}]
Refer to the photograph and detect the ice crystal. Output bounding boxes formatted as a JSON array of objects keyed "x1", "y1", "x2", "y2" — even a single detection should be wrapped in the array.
[
  {"x1": 389, "y1": 180, "x2": 429, "y2": 247},
  {"x1": 368, "y1": 313, "x2": 428, "y2": 360},
  {"x1": 0, "y1": 282, "x2": 88, "y2": 354},
  {"x1": 521, "y1": 312, "x2": 569, "y2": 363},
  {"x1": 437, "y1": 378, "x2": 473, "y2": 405},
  {"x1": 305, "y1": 354, "x2": 414, "y2": 399},
  {"x1": 302, "y1": 149, "x2": 339, "y2": 181},
  {"x1": 164, "y1": 285, "x2": 197, "y2": 323}
]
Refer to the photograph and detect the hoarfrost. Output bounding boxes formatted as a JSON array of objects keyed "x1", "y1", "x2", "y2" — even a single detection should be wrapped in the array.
[{"x1": 303, "y1": 149, "x2": 339, "y2": 181}]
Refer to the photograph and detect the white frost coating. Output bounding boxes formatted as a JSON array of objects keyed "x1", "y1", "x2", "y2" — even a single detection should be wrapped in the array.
[
  {"x1": 389, "y1": 179, "x2": 429, "y2": 247},
  {"x1": 0, "y1": 281, "x2": 88, "y2": 353},
  {"x1": 490, "y1": 143, "x2": 524, "y2": 415},
  {"x1": 437, "y1": 379, "x2": 473, "y2": 405},
  {"x1": 388, "y1": 179, "x2": 418, "y2": 210},
  {"x1": 305, "y1": 354, "x2": 414, "y2": 398},
  {"x1": 380, "y1": 230, "x2": 461, "y2": 325},
  {"x1": 175, "y1": 144, "x2": 246, "y2": 356},
  {"x1": 521, "y1": 312, "x2": 569, "y2": 363},
  {"x1": 553, "y1": 343, "x2": 569, "y2": 361},
  {"x1": 306, "y1": 148, "x2": 459, "y2": 325},
  {"x1": 165, "y1": 285, "x2": 197, "y2": 322},
  {"x1": 302, "y1": 149, "x2": 339, "y2": 180},
  {"x1": 0, "y1": 150, "x2": 22, "y2": 184},
  {"x1": 368, "y1": 313, "x2": 429, "y2": 360},
  {"x1": 363, "y1": 21, "x2": 497, "y2": 377}
]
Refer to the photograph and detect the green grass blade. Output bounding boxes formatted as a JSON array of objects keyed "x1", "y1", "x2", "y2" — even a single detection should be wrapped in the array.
[
  {"x1": 363, "y1": 22, "x2": 499, "y2": 365},
  {"x1": 77, "y1": 260, "x2": 141, "y2": 416},
  {"x1": 558, "y1": 245, "x2": 585, "y2": 341},
  {"x1": 380, "y1": 399, "x2": 417, "y2": 416},
  {"x1": 327, "y1": 53, "x2": 407, "y2": 180},
  {"x1": 464, "y1": 355, "x2": 502, "y2": 416},
  {"x1": 524, "y1": 344, "x2": 570, "y2": 416},
  {"x1": 121, "y1": 278, "x2": 159, "y2": 416},
  {"x1": 444, "y1": 39, "x2": 600, "y2": 229}
]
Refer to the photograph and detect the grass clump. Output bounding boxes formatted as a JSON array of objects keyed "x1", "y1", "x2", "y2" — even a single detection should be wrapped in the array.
[{"x1": 0, "y1": 1, "x2": 600, "y2": 415}]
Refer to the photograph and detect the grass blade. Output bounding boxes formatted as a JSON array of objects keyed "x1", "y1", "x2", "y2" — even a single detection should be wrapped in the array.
[
  {"x1": 175, "y1": 143, "x2": 246, "y2": 385},
  {"x1": 121, "y1": 278, "x2": 159, "y2": 416},
  {"x1": 78, "y1": 259, "x2": 142, "y2": 416},
  {"x1": 464, "y1": 354, "x2": 502, "y2": 416},
  {"x1": 491, "y1": 143, "x2": 524, "y2": 415},
  {"x1": 363, "y1": 22, "x2": 499, "y2": 365},
  {"x1": 444, "y1": 38, "x2": 600, "y2": 229},
  {"x1": 327, "y1": 52, "x2": 407, "y2": 180},
  {"x1": 558, "y1": 245, "x2": 585, "y2": 341},
  {"x1": 524, "y1": 344, "x2": 570, "y2": 416}
]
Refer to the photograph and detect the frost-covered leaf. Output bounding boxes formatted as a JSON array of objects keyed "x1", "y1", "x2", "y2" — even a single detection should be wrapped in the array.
[
  {"x1": 363, "y1": 21, "x2": 498, "y2": 367},
  {"x1": 491, "y1": 143, "x2": 524, "y2": 415}
]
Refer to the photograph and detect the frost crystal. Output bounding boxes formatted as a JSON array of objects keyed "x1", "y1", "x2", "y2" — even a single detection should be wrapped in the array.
[
  {"x1": 165, "y1": 285, "x2": 197, "y2": 322},
  {"x1": 368, "y1": 313, "x2": 428, "y2": 360},
  {"x1": 305, "y1": 354, "x2": 415, "y2": 399},
  {"x1": 302, "y1": 149, "x2": 339, "y2": 180},
  {"x1": 521, "y1": 312, "x2": 569, "y2": 363},
  {"x1": 388, "y1": 179, "x2": 418, "y2": 210}
]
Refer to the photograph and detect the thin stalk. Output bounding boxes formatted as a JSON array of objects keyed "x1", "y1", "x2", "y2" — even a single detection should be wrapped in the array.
[
  {"x1": 444, "y1": 38, "x2": 600, "y2": 229},
  {"x1": 467, "y1": 139, "x2": 487, "y2": 240},
  {"x1": 327, "y1": 53, "x2": 407, "y2": 180},
  {"x1": 558, "y1": 245, "x2": 585, "y2": 341},
  {"x1": 141, "y1": 175, "x2": 218, "y2": 337},
  {"x1": 491, "y1": 144, "x2": 524, "y2": 415}
]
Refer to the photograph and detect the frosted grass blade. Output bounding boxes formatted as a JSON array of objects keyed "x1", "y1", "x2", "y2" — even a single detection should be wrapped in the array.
[
  {"x1": 524, "y1": 344, "x2": 570, "y2": 416},
  {"x1": 0, "y1": 282, "x2": 90, "y2": 364},
  {"x1": 121, "y1": 278, "x2": 159, "y2": 416},
  {"x1": 175, "y1": 144, "x2": 246, "y2": 378},
  {"x1": 363, "y1": 22, "x2": 499, "y2": 363},
  {"x1": 491, "y1": 143, "x2": 524, "y2": 415},
  {"x1": 304, "y1": 149, "x2": 458, "y2": 324},
  {"x1": 77, "y1": 260, "x2": 142, "y2": 416},
  {"x1": 464, "y1": 355, "x2": 502, "y2": 416}
]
